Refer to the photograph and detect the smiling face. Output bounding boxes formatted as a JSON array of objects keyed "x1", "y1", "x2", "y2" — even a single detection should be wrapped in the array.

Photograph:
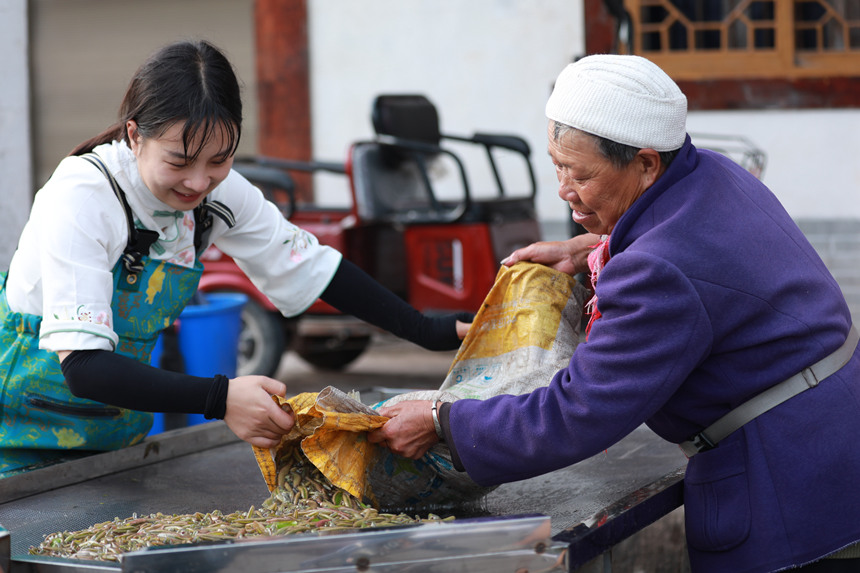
[
  {"x1": 548, "y1": 124, "x2": 664, "y2": 236},
  {"x1": 128, "y1": 120, "x2": 236, "y2": 211}
]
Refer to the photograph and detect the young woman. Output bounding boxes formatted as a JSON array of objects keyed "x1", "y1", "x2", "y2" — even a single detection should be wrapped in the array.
[{"x1": 0, "y1": 40, "x2": 469, "y2": 477}]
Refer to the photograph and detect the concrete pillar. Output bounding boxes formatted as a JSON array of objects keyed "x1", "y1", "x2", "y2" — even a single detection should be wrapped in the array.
[
  {"x1": 0, "y1": 0, "x2": 32, "y2": 271},
  {"x1": 255, "y1": 0, "x2": 313, "y2": 202}
]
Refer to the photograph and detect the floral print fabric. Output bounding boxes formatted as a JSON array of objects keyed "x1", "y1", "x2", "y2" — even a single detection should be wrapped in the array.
[{"x1": 0, "y1": 253, "x2": 201, "y2": 474}]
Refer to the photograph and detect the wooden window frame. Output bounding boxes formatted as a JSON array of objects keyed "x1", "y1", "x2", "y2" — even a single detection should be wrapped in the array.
[{"x1": 584, "y1": 0, "x2": 860, "y2": 109}]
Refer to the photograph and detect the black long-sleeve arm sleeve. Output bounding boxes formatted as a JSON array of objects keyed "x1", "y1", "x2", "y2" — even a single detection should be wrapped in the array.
[
  {"x1": 61, "y1": 258, "x2": 468, "y2": 419},
  {"x1": 319, "y1": 258, "x2": 472, "y2": 351},
  {"x1": 61, "y1": 349, "x2": 229, "y2": 419}
]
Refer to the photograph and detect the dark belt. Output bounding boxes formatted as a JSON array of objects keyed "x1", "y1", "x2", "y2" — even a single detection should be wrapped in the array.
[{"x1": 680, "y1": 325, "x2": 859, "y2": 458}]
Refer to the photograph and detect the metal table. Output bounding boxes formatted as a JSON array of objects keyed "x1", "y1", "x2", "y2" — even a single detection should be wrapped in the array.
[{"x1": 0, "y1": 413, "x2": 685, "y2": 572}]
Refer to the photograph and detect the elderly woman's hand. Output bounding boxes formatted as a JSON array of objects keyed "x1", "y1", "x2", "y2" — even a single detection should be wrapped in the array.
[
  {"x1": 367, "y1": 400, "x2": 438, "y2": 460},
  {"x1": 501, "y1": 233, "x2": 600, "y2": 276}
]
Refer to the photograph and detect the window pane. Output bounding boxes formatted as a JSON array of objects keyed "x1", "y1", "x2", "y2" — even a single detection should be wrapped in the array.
[
  {"x1": 754, "y1": 27, "x2": 776, "y2": 48},
  {"x1": 795, "y1": 1, "x2": 826, "y2": 23},
  {"x1": 728, "y1": 18, "x2": 748, "y2": 48},
  {"x1": 644, "y1": 5, "x2": 669, "y2": 24},
  {"x1": 670, "y1": 20, "x2": 690, "y2": 50},
  {"x1": 634, "y1": 0, "x2": 778, "y2": 53},
  {"x1": 796, "y1": 28, "x2": 818, "y2": 50},
  {"x1": 674, "y1": 0, "x2": 724, "y2": 23},
  {"x1": 794, "y1": 0, "x2": 860, "y2": 52},
  {"x1": 695, "y1": 29, "x2": 723, "y2": 49},
  {"x1": 851, "y1": 27, "x2": 860, "y2": 48},
  {"x1": 747, "y1": 2, "x2": 775, "y2": 21},
  {"x1": 642, "y1": 31, "x2": 663, "y2": 51},
  {"x1": 822, "y1": 17, "x2": 845, "y2": 50}
]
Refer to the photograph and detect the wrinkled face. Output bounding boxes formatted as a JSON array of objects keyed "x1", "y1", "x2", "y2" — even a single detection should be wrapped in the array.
[
  {"x1": 128, "y1": 120, "x2": 235, "y2": 211},
  {"x1": 548, "y1": 125, "x2": 654, "y2": 236}
]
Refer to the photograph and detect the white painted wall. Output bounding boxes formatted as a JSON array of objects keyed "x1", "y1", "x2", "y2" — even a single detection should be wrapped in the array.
[
  {"x1": 309, "y1": 0, "x2": 860, "y2": 227},
  {"x1": 19, "y1": 1, "x2": 859, "y2": 244},
  {"x1": 0, "y1": 0, "x2": 32, "y2": 271},
  {"x1": 688, "y1": 109, "x2": 860, "y2": 219},
  {"x1": 308, "y1": 0, "x2": 585, "y2": 214},
  {"x1": 29, "y1": 0, "x2": 257, "y2": 190}
]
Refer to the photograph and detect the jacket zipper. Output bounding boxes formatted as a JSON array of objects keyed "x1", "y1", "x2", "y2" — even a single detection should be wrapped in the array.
[{"x1": 26, "y1": 394, "x2": 122, "y2": 418}]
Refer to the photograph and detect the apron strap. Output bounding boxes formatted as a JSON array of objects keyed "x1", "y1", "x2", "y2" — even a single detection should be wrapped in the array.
[
  {"x1": 193, "y1": 200, "x2": 235, "y2": 255},
  {"x1": 681, "y1": 324, "x2": 860, "y2": 457},
  {"x1": 80, "y1": 153, "x2": 159, "y2": 277},
  {"x1": 81, "y1": 152, "x2": 236, "y2": 264}
]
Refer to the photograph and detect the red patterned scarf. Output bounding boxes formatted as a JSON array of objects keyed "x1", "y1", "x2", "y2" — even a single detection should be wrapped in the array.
[{"x1": 584, "y1": 234, "x2": 611, "y2": 339}]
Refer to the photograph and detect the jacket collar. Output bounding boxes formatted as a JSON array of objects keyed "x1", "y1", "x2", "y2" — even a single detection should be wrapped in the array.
[{"x1": 609, "y1": 134, "x2": 697, "y2": 255}]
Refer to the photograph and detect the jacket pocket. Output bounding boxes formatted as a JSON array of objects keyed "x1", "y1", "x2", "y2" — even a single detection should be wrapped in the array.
[{"x1": 684, "y1": 440, "x2": 751, "y2": 551}]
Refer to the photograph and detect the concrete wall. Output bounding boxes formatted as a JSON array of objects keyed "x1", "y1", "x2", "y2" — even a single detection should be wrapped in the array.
[
  {"x1": 29, "y1": 0, "x2": 257, "y2": 190},
  {"x1": 307, "y1": 0, "x2": 585, "y2": 209},
  {"x1": 18, "y1": 1, "x2": 860, "y2": 318},
  {"x1": 687, "y1": 109, "x2": 860, "y2": 219},
  {"x1": 0, "y1": 0, "x2": 32, "y2": 271},
  {"x1": 307, "y1": 2, "x2": 860, "y2": 222},
  {"x1": 305, "y1": 1, "x2": 860, "y2": 319}
]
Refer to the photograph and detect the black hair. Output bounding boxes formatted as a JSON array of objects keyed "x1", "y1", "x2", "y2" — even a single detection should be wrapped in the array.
[
  {"x1": 70, "y1": 40, "x2": 242, "y2": 159},
  {"x1": 550, "y1": 120, "x2": 679, "y2": 169}
]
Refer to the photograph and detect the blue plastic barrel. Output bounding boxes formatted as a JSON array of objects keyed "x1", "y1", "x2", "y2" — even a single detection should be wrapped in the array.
[{"x1": 149, "y1": 292, "x2": 247, "y2": 434}]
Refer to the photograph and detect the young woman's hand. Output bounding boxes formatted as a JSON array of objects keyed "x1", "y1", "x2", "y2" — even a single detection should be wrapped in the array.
[
  {"x1": 455, "y1": 319, "x2": 471, "y2": 339},
  {"x1": 501, "y1": 234, "x2": 600, "y2": 276},
  {"x1": 223, "y1": 376, "x2": 294, "y2": 448}
]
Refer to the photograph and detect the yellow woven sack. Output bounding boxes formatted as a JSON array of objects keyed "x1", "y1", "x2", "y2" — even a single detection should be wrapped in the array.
[
  {"x1": 439, "y1": 262, "x2": 581, "y2": 396},
  {"x1": 367, "y1": 262, "x2": 588, "y2": 509},
  {"x1": 253, "y1": 387, "x2": 389, "y2": 503},
  {"x1": 254, "y1": 262, "x2": 588, "y2": 510}
]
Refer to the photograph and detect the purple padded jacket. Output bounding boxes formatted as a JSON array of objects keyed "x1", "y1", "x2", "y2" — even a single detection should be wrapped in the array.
[{"x1": 447, "y1": 136, "x2": 860, "y2": 573}]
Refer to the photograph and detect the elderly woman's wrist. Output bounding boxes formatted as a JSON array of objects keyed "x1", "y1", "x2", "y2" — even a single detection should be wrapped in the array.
[
  {"x1": 438, "y1": 402, "x2": 465, "y2": 471},
  {"x1": 431, "y1": 401, "x2": 445, "y2": 441}
]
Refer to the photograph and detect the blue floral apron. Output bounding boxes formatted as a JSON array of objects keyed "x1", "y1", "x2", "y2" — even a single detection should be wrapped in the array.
[
  {"x1": 0, "y1": 255, "x2": 202, "y2": 474},
  {"x1": 0, "y1": 153, "x2": 232, "y2": 476}
]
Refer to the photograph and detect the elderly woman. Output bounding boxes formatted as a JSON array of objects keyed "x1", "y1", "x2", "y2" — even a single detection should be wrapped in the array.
[{"x1": 368, "y1": 55, "x2": 860, "y2": 572}]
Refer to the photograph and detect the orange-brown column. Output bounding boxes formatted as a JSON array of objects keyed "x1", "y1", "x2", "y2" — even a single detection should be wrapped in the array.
[{"x1": 255, "y1": 0, "x2": 313, "y2": 201}]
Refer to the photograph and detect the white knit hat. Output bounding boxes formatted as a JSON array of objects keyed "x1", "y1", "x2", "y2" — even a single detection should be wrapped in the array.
[{"x1": 545, "y1": 54, "x2": 687, "y2": 152}]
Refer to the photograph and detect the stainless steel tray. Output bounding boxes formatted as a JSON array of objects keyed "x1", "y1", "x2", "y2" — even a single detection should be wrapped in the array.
[{"x1": 0, "y1": 396, "x2": 686, "y2": 572}]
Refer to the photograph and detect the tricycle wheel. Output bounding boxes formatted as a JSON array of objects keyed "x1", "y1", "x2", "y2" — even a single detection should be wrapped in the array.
[
  {"x1": 293, "y1": 334, "x2": 372, "y2": 371},
  {"x1": 234, "y1": 297, "x2": 287, "y2": 377}
]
